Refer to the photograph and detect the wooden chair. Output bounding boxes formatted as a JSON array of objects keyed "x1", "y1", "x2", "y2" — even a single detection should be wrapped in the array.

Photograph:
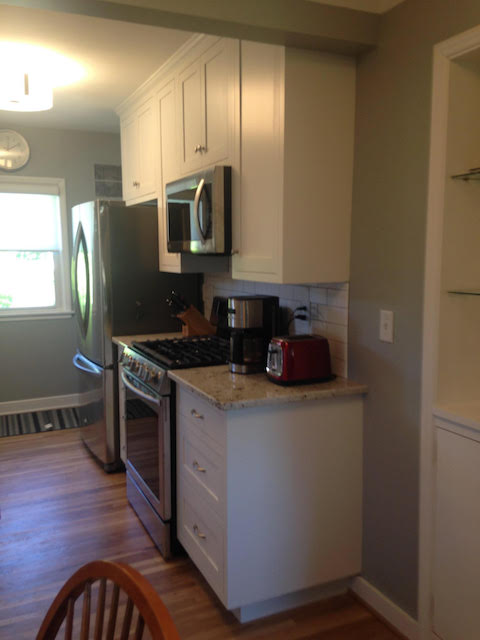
[{"x1": 36, "y1": 560, "x2": 181, "y2": 640}]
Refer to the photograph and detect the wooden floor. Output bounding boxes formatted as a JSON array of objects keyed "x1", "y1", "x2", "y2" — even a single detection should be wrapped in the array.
[{"x1": 0, "y1": 429, "x2": 400, "y2": 639}]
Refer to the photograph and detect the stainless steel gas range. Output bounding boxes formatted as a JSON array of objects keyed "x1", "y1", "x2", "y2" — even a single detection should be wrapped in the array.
[{"x1": 119, "y1": 336, "x2": 229, "y2": 558}]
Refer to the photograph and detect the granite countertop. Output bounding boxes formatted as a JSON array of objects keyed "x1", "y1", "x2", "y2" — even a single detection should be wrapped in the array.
[
  {"x1": 113, "y1": 332, "x2": 183, "y2": 348},
  {"x1": 168, "y1": 365, "x2": 367, "y2": 411}
]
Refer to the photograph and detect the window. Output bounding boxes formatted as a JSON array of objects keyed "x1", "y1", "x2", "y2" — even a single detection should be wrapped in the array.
[{"x1": 0, "y1": 177, "x2": 71, "y2": 317}]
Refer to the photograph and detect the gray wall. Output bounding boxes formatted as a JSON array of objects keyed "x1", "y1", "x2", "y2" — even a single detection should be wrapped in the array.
[
  {"x1": 0, "y1": 124, "x2": 121, "y2": 403},
  {"x1": 349, "y1": 0, "x2": 480, "y2": 617}
]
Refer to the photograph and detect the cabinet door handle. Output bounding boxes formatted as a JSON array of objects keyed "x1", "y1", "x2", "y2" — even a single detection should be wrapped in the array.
[
  {"x1": 133, "y1": 180, "x2": 140, "y2": 187},
  {"x1": 190, "y1": 409, "x2": 204, "y2": 420},
  {"x1": 192, "y1": 460, "x2": 206, "y2": 473},
  {"x1": 194, "y1": 145, "x2": 201, "y2": 153},
  {"x1": 193, "y1": 524, "x2": 206, "y2": 539}
]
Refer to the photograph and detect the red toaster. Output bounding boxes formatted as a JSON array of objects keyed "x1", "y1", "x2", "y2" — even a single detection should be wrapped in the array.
[{"x1": 266, "y1": 335, "x2": 333, "y2": 385}]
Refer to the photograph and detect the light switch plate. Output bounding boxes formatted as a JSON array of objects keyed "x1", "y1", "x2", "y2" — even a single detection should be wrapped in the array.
[{"x1": 379, "y1": 309, "x2": 394, "y2": 343}]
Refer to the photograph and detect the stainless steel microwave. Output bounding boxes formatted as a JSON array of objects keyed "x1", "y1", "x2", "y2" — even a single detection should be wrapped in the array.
[{"x1": 166, "y1": 165, "x2": 231, "y2": 255}]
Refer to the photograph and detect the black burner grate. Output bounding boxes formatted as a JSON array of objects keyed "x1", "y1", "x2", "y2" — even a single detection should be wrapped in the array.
[{"x1": 131, "y1": 335, "x2": 229, "y2": 369}]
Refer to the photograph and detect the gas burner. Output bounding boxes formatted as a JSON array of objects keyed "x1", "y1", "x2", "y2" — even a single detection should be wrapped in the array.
[{"x1": 131, "y1": 335, "x2": 229, "y2": 369}]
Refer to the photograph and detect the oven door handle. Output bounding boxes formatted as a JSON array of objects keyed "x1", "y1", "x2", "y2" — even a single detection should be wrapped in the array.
[{"x1": 121, "y1": 370, "x2": 160, "y2": 406}]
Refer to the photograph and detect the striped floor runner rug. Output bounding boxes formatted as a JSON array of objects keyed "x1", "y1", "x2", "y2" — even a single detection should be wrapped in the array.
[{"x1": 0, "y1": 407, "x2": 80, "y2": 438}]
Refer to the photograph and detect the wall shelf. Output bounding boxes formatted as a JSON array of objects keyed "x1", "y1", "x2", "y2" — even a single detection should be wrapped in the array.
[{"x1": 451, "y1": 168, "x2": 480, "y2": 180}]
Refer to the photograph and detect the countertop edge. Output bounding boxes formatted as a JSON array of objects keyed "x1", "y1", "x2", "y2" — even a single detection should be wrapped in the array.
[{"x1": 168, "y1": 369, "x2": 367, "y2": 411}]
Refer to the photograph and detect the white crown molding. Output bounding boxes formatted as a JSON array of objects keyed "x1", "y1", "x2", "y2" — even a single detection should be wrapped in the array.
[{"x1": 116, "y1": 33, "x2": 219, "y2": 116}]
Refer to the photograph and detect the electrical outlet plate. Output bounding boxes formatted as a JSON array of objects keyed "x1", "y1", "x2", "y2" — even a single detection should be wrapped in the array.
[
  {"x1": 379, "y1": 309, "x2": 394, "y2": 343},
  {"x1": 309, "y1": 302, "x2": 321, "y2": 321}
]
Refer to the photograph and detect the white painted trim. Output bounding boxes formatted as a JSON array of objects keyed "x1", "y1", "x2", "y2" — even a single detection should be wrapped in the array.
[
  {"x1": 116, "y1": 33, "x2": 217, "y2": 116},
  {"x1": 437, "y1": 23, "x2": 480, "y2": 59},
  {"x1": 0, "y1": 176, "x2": 71, "y2": 315},
  {"x1": 0, "y1": 393, "x2": 82, "y2": 416},
  {"x1": 350, "y1": 577, "x2": 419, "y2": 640},
  {"x1": 233, "y1": 579, "x2": 349, "y2": 623},
  {"x1": 419, "y1": 23, "x2": 480, "y2": 640}
]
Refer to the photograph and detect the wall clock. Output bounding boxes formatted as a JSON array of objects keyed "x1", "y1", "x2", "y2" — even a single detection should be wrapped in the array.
[{"x1": 0, "y1": 129, "x2": 30, "y2": 171}]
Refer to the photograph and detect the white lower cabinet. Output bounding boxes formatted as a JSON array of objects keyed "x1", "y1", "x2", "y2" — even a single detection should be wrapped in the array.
[
  {"x1": 176, "y1": 386, "x2": 363, "y2": 618},
  {"x1": 433, "y1": 418, "x2": 480, "y2": 640}
]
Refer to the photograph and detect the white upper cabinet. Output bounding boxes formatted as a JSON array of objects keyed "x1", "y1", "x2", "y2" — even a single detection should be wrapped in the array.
[
  {"x1": 120, "y1": 97, "x2": 157, "y2": 205},
  {"x1": 177, "y1": 38, "x2": 238, "y2": 174},
  {"x1": 117, "y1": 36, "x2": 355, "y2": 281},
  {"x1": 156, "y1": 78, "x2": 181, "y2": 272},
  {"x1": 232, "y1": 42, "x2": 356, "y2": 284}
]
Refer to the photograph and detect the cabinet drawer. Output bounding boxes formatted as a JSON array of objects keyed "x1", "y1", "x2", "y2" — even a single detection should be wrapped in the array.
[
  {"x1": 178, "y1": 420, "x2": 225, "y2": 516},
  {"x1": 177, "y1": 387, "x2": 226, "y2": 447},
  {"x1": 177, "y1": 476, "x2": 224, "y2": 599}
]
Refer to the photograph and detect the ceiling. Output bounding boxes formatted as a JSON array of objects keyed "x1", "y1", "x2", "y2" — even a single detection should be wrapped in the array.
[
  {"x1": 0, "y1": 1, "x2": 406, "y2": 134},
  {"x1": 0, "y1": 5, "x2": 191, "y2": 133}
]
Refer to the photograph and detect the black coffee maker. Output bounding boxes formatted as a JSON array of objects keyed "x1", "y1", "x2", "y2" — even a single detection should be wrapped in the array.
[{"x1": 227, "y1": 295, "x2": 279, "y2": 374}]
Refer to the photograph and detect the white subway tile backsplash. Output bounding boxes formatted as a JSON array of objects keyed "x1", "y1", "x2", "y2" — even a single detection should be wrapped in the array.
[
  {"x1": 331, "y1": 357, "x2": 347, "y2": 378},
  {"x1": 310, "y1": 287, "x2": 327, "y2": 304},
  {"x1": 293, "y1": 285, "x2": 310, "y2": 303},
  {"x1": 329, "y1": 339, "x2": 347, "y2": 361},
  {"x1": 311, "y1": 319, "x2": 328, "y2": 335},
  {"x1": 321, "y1": 305, "x2": 348, "y2": 326},
  {"x1": 255, "y1": 282, "x2": 281, "y2": 297},
  {"x1": 327, "y1": 287, "x2": 349, "y2": 308},
  {"x1": 203, "y1": 273, "x2": 349, "y2": 376},
  {"x1": 323, "y1": 282, "x2": 349, "y2": 290},
  {"x1": 320, "y1": 323, "x2": 348, "y2": 343}
]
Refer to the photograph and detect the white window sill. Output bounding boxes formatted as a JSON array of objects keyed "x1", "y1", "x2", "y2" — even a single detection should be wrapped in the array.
[{"x1": 0, "y1": 310, "x2": 74, "y2": 322}]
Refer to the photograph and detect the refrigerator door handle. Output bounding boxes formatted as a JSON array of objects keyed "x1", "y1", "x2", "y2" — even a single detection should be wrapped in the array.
[
  {"x1": 72, "y1": 223, "x2": 91, "y2": 339},
  {"x1": 73, "y1": 352, "x2": 103, "y2": 377}
]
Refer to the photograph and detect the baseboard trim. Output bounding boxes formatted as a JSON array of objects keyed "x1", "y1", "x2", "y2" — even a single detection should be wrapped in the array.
[
  {"x1": 0, "y1": 393, "x2": 82, "y2": 416},
  {"x1": 350, "y1": 577, "x2": 419, "y2": 640},
  {"x1": 232, "y1": 579, "x2": 349, "y2": 623}
]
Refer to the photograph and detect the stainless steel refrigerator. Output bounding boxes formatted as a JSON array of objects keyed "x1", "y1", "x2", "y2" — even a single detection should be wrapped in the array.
[{"x1": 71, "y1": 200, "x2": 201, "y2": 471}]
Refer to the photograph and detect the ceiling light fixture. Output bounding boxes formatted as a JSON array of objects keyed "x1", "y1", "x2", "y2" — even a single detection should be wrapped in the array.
[
  {"x1": 0, "y1": 42, "x2": 85, "y2": 113},
  {"x1": 0, "y1": 69, "x2": 53, "y2": 112}
]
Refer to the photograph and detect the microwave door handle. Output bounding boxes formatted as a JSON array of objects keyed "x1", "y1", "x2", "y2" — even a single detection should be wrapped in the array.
[
  {"x1": 120, "y1": 370, "x2": 160, "y2": 406},
  {"x1": 193, "y1": 178, "x2": 207, "y2": 244}
]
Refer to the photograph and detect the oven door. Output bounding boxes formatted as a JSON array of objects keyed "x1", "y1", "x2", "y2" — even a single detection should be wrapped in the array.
[{"x1": 120, "y1": 367, "x2": 171, "y2": 522}]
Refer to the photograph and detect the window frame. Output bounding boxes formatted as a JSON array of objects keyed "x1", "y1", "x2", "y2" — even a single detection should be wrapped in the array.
[{"x1": 0, "y1": 176, "x2": 72, "y2": 319}]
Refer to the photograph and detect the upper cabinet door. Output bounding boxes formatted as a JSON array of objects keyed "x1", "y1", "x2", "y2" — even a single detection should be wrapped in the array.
[
  {"x1": 203, "y1": 39, "x2": 232, "y2": 167},
  {"x1": 120, "y1": 114, "x2": 138, "y2": 203},
  {"x1": 120, "y1": 97, "x2": 157, "y2": 205},
  {"x1": 136, "y1": 100, "x2": 156, "y2": 199},
  {"x1": 177, "y1": 38, "x2": 238, "y2": 175},
  {"x1": 178, "y1": 62, "x2": 205, "y2": 173},
  {"x1": 157, "y1": 79, "x2": 181, "y2": 273}
]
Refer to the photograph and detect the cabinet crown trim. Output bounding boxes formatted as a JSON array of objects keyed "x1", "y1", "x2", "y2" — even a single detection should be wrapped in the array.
[{"x1": 116, "y1": 33, "x2": 220, "y2": 116}]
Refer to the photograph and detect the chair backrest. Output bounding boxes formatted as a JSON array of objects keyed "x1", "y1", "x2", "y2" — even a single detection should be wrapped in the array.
[{"x1": 35, "y1": 560, "x2": 181, "y2": 640}]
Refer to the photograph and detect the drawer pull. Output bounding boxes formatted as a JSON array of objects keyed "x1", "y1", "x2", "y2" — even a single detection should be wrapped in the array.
[
  {"x1": 190, "y1": 409, "x2": 204, "y2": 420},
  {"x1": 192, "y1": 460, "x2": 206, "y2": 473},
  {"x1": 193, "y1": 524, "x2": 206, "y2": 539}
]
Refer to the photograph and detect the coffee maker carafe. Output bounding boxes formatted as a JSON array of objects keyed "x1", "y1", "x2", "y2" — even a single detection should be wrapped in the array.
[{"x1": 227, "y1": 295, "x2": 279, "y2": 374}]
